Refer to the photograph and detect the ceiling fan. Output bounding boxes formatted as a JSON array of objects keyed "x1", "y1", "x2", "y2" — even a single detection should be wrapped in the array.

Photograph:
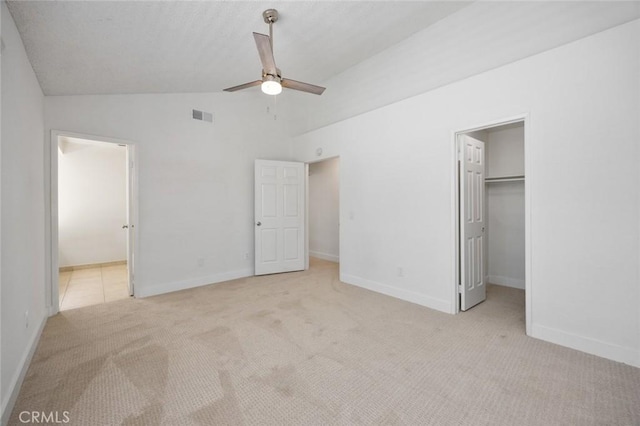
[{"x1": 223, "y1": 9, "x2": 326, "y2": 96}]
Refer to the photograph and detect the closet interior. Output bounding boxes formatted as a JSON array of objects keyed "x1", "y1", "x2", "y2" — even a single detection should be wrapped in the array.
[{"x1": 473, "y1": 122, "x2": 525, "y2": 291}]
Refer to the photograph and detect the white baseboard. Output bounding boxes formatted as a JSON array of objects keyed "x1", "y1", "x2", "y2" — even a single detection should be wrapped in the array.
[
  {"x1": 340, "y1": 273, "x2": 452, "y2": 314},
  {"x1": 59, "y1": 259, "x2": 126, "y2": 272},
  {"x1": 136, "y1": 268, "x2": 254, "y2": 298},
  {"x1": 309, "y1": 251, "x2": 339, "y2": 263},
  {"x1": 1, "y1": 312, "x2": 47, "y2": 426},
  {"x1": 532, "y1": 323, "x2": 640, "y2": 368},
  {"x1": 488, "y1": 275, "x2": 525, "y2": 290}
]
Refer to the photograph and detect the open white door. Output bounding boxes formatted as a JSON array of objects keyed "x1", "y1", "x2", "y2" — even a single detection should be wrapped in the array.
[
  {"x1": 125, "y1": 146, "x2": 135, "y2": 295},
  {"x1": 255, "y1": 160, "x2": 305, "y2": 275},
  {"x1": 460, "y1": 134, "x2": 486, "y2": 310}
]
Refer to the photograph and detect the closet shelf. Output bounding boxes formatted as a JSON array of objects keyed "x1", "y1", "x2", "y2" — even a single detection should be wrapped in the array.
[{"x1": 485, "y1": 175, "x2": 524, "y2": 183}]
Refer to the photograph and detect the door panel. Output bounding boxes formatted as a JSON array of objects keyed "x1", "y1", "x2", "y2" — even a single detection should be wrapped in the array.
[
  {"x1": 284, "y1": 228, "x2": 300, "y2": 260},
  {"x1": 262, "y1": 184, "x2": 277, "y2": 217},
  {"x1": 284, "y1": 184, "x2": 299, "y2": 216},
  {"x1": 255, "y1": 160, "x2": 305, "y2": 275},
  {"x1": 260, "y1": 229, "x2": 278, "y2": 262},
  {"x1": 460, "y1": 135, "x2": 486, "y2": 310}
]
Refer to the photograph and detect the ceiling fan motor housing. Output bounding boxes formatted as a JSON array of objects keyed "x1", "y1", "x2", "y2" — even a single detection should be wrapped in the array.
[{"x1": 263, "y1": 68, "x2": 282, "y2": 83}]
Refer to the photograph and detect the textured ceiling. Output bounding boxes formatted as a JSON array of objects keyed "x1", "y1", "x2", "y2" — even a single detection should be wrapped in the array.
[
  {"x1": 6, "y1": 1, "x2": 471, "y2": 95},
  {"x1": 282, "y1": 1, "x2": 640, "y2": 134}
]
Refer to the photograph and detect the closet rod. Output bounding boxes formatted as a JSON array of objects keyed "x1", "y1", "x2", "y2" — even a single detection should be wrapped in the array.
[{"x1": 485, "y1": 175, "x2": 525, "y2": 183}]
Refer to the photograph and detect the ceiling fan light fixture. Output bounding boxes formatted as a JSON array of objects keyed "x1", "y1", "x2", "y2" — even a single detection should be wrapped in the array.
[
  {"x1": 261, "y1": 75, "x2": 282, "y2": 95},
  {"x1": 223, "y1": 9, "x2": 325, "y2": 96}
]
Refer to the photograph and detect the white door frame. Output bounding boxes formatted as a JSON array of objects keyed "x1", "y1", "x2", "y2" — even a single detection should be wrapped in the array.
[
  {"x1": 451, "y1": 114, "x2": 531, "y2": 335},
  {"x1": 304, "y1": 156, "x2": 341, "y2": 273},
  {"x1": 48, "y1": 130, "x2": 139, "y2": 315}
]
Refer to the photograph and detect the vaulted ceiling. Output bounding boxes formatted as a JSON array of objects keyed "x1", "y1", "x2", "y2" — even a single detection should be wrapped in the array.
[
  {"x1": 6, "y1": 1, "x2": 471, "y2": 95},
  {"x1": 6, "y1": 0, "x2": 639, "y2": 131}
]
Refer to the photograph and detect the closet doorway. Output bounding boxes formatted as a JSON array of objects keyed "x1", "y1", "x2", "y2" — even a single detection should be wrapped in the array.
[
  {"x1": 306, "y1": 157, "x2": 340, "y2": 270},
  {"x1": 453, "y1": 117, "x2": 530, "y2": 333}
]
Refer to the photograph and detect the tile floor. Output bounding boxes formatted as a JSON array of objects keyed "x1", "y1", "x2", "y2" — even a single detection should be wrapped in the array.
[{"x1": 59, "y1": 264, "x2": 130, "y2": 311}]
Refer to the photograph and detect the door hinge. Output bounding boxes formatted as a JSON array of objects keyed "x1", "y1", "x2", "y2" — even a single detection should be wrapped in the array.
[
  {"x1": 130, "y1": 161, "x2": 134, "y2": 169},
  {"x1": 458, "y1": 284, "x2": 463, "y2": 293}
]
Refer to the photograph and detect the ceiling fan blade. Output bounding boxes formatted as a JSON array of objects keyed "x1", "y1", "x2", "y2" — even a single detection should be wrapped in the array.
[
  {"x1": 281, "y1": 78, "x2": 326, "y2": 95},
  {"x1": 253, "y1": 32, "x2": 277, "y2": 75},
  {"x1": 223, "y1": 80, "x2": 262, "y2": 92}
]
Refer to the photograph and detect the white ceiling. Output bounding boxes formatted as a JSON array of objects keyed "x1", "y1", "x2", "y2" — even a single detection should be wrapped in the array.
[
  {"x1": 282, "y1": 1, "x2": 640, "y2": 133},
  {"x1": 6, "y1": 0, "x2": 472, "y2": 96}
]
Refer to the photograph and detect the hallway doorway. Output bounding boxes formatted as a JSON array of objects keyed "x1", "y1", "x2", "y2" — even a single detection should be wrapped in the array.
[{"x1": 51, "y1": 132, "x2": 137, "y2": 312}]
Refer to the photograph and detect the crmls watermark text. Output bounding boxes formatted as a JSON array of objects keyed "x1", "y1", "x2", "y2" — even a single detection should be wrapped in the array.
[{"x1": 19, "y1": 411, "x2": 70, "y2": 424}]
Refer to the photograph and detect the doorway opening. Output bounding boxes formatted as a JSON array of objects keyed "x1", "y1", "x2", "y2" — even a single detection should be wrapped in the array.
[
  {"x1": 306, "y1": 157, "x2": 340, "y2": 272},
  {"x1": 253, "y1": 157, "x2": 339, "y2": 276},
  {"x1": 51, "y1": 132, "x2": 137, "y2": 312},
  {"x1": 453, "y1": 117, "x2": 530, "y2": 333}
]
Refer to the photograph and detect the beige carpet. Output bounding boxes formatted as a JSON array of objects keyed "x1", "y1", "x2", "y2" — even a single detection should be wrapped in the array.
[{"x1": 10, "y1": 258, "x2": 640, "y2": 425}]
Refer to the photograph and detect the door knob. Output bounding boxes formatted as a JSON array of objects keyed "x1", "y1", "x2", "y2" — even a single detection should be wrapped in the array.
[
  {"x1": 256, "y1": 222, "x2": 262, "y2": 226},
  {"x1": 122, "y1": 225, "x2": 129, "y2": 229}
]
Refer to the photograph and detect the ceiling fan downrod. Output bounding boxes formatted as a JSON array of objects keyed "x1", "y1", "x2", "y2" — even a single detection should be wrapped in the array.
[{"x1": 263, "y1": 9, "x2": 278, "y2": 50}]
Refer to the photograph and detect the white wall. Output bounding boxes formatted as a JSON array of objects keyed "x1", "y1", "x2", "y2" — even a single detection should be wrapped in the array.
[
  {"x1": 1, "y1": 2, "x2": 47, "y2": 422},
  {"x1": 486, "y1": 126, "x2": 525, "y2": 289},
  {"x1": 45, "y1": 92, "x2": 291, "y2": 298},
  {"x1": 309, "y1": 158, "x2": 340, "y2": 262},
  {"x1": 292, "y1": 20, "x2": 640, "y2": 367},
  {"x1": 284, "y1": 2, "x2": 640, "y2": 135},
  {"x1": 486, "y1": 126, "x2": 524, "y2": 178},
  {"x1": 487, "y1": 182, "x2": 525, "y2": 289},
  {"x1": 58, "y1": 139, "x2": 127, "y2": 267}
]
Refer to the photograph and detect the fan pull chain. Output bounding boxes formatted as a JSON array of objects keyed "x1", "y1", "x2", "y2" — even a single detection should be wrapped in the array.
[
  {"x1": 273, "y1": 94, "x2": 278, "y2": 121},
  {"x1": 266, "y1": 98, "x2": 278, "y2": 120}
]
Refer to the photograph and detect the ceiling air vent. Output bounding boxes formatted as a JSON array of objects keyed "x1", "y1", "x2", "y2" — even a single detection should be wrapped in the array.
[{"x1": 192, "y1": 109, "x2": 213, "y2": 123}]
